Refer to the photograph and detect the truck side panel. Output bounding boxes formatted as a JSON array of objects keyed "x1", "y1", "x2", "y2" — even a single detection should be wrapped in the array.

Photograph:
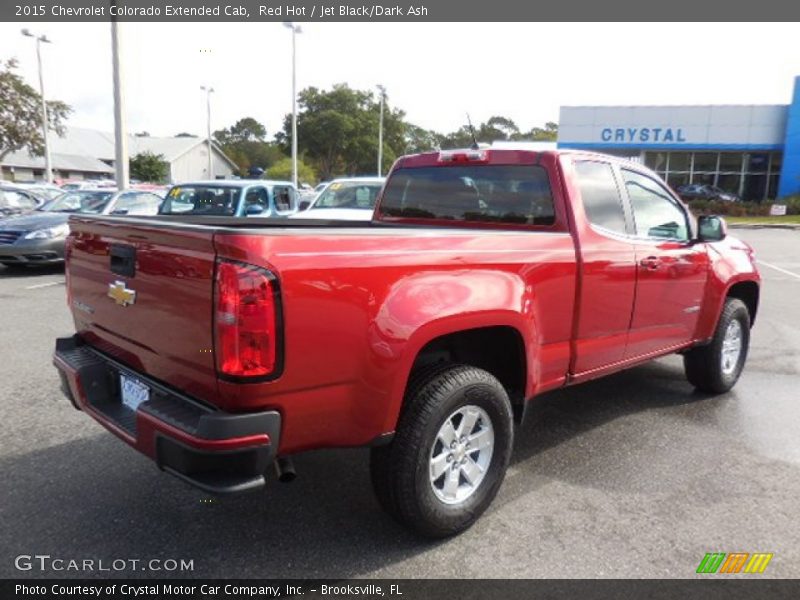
[{"x1": 213, "y1": 228, "x2": 577, "y2": 453}]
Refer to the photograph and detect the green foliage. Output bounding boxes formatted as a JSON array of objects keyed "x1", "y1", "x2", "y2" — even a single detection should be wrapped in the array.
[
  {"x1": 687, "y1": 199, "x2": 772, "y2": 217},
  {"x1": 277, "y1": 84, "x2": 407, "y2": 180},
  {"x1": 214, "y1": 117, "x2": 267, "y2": 145},
  {"x1": 438, "y1": 117, "x2": 558, "y2": 149},
  {"x1": 129, "y1": 151, "x2": 168, "y2": 183},
  {"x1": 0, "y1": 58, "x2": 71, "y2": 162},
  {"x1": 778, "y1": 195, "x2": 800, "y2": 215},
  {"x1": 213, "y1": 117, "x2": 284, "y2": 176},
  {"x1": 266, "y1": 157, "x2": 316, "y2": 185}
]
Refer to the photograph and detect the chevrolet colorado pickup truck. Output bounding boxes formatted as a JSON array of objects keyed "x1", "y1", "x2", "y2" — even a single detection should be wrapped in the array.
[{"x1": 54, "y1": 149, "x2": 760, "y2": 537}]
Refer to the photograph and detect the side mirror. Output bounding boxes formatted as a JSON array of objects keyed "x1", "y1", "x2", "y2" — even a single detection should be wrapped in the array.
[
  {"x1": 696, "y1": 215, "x2": 727, "y2": 243},
  {"x1": 245, "y1": 204, "x2": 265, "y2": 216},
  {"x1": 298, "y1": 200, "x2": 311, "y2": 211}
]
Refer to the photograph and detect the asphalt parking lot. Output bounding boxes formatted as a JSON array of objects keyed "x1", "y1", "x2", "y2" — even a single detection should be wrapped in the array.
[{"x1": 0, "y1": 228, "x2": 798, "y2": 579}]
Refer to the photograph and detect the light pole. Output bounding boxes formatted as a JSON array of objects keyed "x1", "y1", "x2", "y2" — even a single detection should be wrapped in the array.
[
  {"x1": 21, "y1": 29, "x2": 53, "y2": 184},
  {"x1": 377, "y1": 85, "x2": 386, "y2": 177},
  {"x1": 200, "y1": 86, "x2": 215, "y2": 179},
  {"x1": 110, "y1": 21, "x2": 129, "y2": 189},
  {"x1": 283, "y1": 22, "x2": 302, "y2": 189}
]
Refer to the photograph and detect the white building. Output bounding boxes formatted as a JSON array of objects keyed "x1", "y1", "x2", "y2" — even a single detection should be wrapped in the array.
[{"x1": 0, "y1": 127, "x2": 238, "y2": 183}]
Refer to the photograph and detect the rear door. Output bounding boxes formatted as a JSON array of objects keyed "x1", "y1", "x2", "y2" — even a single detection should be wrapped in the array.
[
  {"x1": 621, "y1": 169, "x2": 709, "y2": 358},
  {"x1": 569, "y1": 159, "x2": 638, "y2": 375},
  {"x1": 67, "y1": 217, "x2": 220, "y2": 405}
]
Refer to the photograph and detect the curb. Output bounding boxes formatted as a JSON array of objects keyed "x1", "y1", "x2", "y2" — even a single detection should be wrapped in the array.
[{"x1": 728, "y1": 223, "x2": 800, "y2": 230}]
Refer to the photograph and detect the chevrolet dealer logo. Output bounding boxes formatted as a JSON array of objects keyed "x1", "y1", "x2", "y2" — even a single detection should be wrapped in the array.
[{"x1": 107, "y1": 280, "x2": 136, "y2": 307}]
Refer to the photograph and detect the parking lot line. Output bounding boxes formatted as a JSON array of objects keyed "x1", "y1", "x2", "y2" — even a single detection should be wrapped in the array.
[
  {"x1": 24, "y1": 281, "x2": 65, "y2": 290},
  {"x1": 757, "y1": 260, "x2": 800, "y2": 281}
]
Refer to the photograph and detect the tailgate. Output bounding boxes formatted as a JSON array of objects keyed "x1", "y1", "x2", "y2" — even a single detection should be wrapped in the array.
[{"x1": 66, "y1": 216, "x2": 220, "y2": 406}]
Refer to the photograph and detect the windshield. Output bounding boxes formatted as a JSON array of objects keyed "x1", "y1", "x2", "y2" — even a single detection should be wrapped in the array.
[
  {"x1": 42, "y1": 191, "x2": 114, "y2": 214},
  {"x1": 313, "y1": 181, "x2": 383, "y2": 209},
  {"x1": 159, "y1": 186, "x2": 240, "y2": 215},
  {"x1": 380, "y1": 165, "x2": 555, "y2": 225}
]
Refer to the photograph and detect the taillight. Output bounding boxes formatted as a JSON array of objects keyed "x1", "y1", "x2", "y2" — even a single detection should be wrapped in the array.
[{"x1": 214, "y1": 260, "x2": 281, "y2": 379}]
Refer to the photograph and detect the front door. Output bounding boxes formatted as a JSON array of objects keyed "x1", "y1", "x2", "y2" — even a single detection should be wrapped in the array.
[{"x1": 621, "y1": 169, "x2": 709, "y2": 359}]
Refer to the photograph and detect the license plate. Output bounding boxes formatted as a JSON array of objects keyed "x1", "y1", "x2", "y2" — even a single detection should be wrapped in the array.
[{"x1": 120, "y1": 373, "x2": 149, "y2": 411}]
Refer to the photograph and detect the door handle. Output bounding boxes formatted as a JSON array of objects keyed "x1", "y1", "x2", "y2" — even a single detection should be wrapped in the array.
[{"x1": 639, "y1": 256, "x2": 661, "y2": 270}]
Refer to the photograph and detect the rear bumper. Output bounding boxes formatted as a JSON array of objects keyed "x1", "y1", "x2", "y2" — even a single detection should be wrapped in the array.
[{"x1": 53, "y1": 335, "x2": 281, "y2": 494}]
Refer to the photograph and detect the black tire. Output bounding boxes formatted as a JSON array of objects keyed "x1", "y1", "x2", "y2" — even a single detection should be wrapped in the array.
[
  {"x1": 370, "y1": 364, "x2": 513, "y2": 538},
  {"x1": 684, "y1": 298, "x2": 750, "y2": 394}
]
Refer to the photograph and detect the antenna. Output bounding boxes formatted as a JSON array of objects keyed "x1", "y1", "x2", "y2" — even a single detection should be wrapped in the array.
[{"x1": 466, "y1": 113, "x2": 479, "y2": 150}]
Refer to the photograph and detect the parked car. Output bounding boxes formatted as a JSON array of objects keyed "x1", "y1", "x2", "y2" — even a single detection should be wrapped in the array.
[
  {"x1": 10, "y1": 183, "x2": 64, "y2": 202},
  {"x1": 291, "y1": 177, "x2": 385, "y2": 220},
  {"x1": 54, "y1": 148, "x2": 759, "y2": 537},
  {"x1": 0, "y1": 185, "x2": 45, "y2": 217},
  {"x1": 158, "y1": 180, "x2": 298, "y2": 218},
  {"x1": 0, "y1": 189, "x2": 162, "y2": 267},
  {"x1": 676, "y1": 184, "x2": 740, "y2": 202}
]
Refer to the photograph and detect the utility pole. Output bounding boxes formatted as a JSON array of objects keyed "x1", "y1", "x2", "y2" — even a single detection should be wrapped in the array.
[
  {"x1": 283, "y1": 22, "x2": 302, "y2": 189},
  {"x1": 21, "y1": 29, "x2": 53, "y2": 183},
  {"x1": 377, "y1": 85, "x2": 386, "y2": 177},
  {"x1": 111, "y1": 21, "x2": 129, "y2": 189},
  {"x1": 201, "y1": 86, "x2": 215, "y2": 179}
]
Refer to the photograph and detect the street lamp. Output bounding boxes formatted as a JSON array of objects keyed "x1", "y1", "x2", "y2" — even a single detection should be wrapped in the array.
[
  {"x1": 21, "y1": 29, "x2": 53, "y2": 184},
  {"x1": 377, "y1": 85, "x2": 386, "y2": 177},
  {"x1": 283, "y1": 22, "x2": 302, "y2": 189},
  {"x1": 200, "y1": 86, "x2": 215, "y2": 179}
]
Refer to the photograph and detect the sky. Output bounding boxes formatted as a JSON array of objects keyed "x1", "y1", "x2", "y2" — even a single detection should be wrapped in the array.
[{"x1": 1, "y1": 22, "x2": 799, "y2": 140}]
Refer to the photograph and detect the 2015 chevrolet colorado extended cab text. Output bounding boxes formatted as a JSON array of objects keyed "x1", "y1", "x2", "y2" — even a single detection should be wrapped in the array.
[{"x1": 54, "y1": 149, "x2": 760, "y2": 537}]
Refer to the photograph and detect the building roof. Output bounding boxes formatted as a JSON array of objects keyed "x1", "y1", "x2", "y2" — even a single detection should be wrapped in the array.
[
  {"x1": 1, "y1": 127, "x2": 237, "y2": 173},
  {"x1": 1, "y1": 149, "x2": 114, "y2": 174}
]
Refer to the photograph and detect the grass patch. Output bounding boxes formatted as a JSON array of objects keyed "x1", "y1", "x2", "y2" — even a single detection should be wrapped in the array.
[{"x1": 726, "y1": 215, "x2": 800, "y2": 224}]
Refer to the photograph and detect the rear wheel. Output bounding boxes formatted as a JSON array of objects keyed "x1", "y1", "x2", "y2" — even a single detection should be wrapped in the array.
[
  {"x1": 684, "y1": 298, "x2": 750, "y2": 393},
  {"x1": 370, "y1": 364, "x2": 513, "y2": 538}
]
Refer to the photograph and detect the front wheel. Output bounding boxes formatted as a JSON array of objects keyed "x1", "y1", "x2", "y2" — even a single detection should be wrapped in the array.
[
  {"x1": 370, "y1": 364, "x2": 513, "y2": 538},
  {"x1": 684, "y1": 298, "x2": 751, "y2": 393}
]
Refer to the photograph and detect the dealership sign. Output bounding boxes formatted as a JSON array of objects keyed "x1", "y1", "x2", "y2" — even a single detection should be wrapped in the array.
[{"x1": 600, "y1": 127, "x2": 687, "y2": 143}]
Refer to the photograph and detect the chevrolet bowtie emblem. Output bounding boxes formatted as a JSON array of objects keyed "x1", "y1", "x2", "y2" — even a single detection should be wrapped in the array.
[{"x1": 108, "y1": 280, "x2": 136, "y2": 307}]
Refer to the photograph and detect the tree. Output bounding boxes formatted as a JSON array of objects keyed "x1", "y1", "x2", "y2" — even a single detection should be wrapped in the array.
[
  {"x1": 277, "y1": 84, "x2": 407, "y2": 181},
  {"x1": 129, "y1": 151, "x2": 168, "y2": 182},
  {"x1": 404, "y1": 124, "x2": 443, "y2": 154},
  {"x1": 214, "y1": 117, "x2": 267, "y2": 145},
  {"x1": 175, "y1": 132, "x2": 197, "y2": 138},
  {"x1": 439, "y1": 117, "x2": 559, "y2": 148},
  {"x1": 522, "y1": 121, "x2": 558, "y2": 141},
  {"x1": 266, "y1": 157, "x2": 316, "y2": 184},
  {"x1": 213, "y1": 117, "x2": 283, "y2": 176},
  {"x1": 0, "y1": 58, "x2": 71, "y2": 163}
]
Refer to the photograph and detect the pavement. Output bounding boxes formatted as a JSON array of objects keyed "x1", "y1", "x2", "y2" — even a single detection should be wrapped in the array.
[{"x1": 0, "y1": 228, "x2": 798, "y2": 579}]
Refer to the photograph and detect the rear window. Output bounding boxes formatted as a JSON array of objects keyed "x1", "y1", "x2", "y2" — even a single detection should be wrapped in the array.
[
  {"x1": 159, "y1": 186, "x2": 240, "y2": 216},
  {"x1": 380, "y1": 165, "x2": 554, "y2": 225}
]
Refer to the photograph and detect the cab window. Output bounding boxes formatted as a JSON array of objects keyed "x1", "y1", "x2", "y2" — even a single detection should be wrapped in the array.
[
  {"x1": 573, "y1": 161, "x2": 627, "y2": 234},
  {"x1": 622, "y1": 170, "x2": 689, "y2": 241}
]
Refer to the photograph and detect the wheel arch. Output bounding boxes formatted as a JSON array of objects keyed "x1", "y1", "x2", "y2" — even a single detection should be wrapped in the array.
[{"x1": 383, "y1": 320, "x2": 531, "y2": 432}]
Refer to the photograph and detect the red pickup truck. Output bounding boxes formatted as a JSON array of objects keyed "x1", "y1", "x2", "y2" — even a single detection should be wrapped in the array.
[{"x1": 54, "y1": 149, "x2": 760, "y2": 537}]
